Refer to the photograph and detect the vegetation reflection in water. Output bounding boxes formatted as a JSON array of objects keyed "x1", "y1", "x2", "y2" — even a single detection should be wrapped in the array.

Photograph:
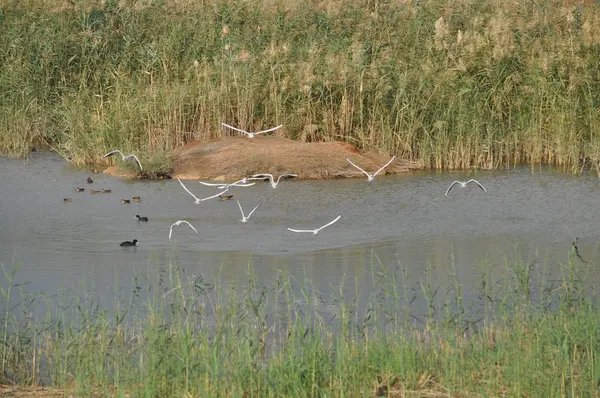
[{"x1": 0, "y1": 246, "x2": 598, "y2": 397}]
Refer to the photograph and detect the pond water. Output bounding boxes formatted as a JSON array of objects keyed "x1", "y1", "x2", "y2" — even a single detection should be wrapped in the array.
[{"x1": 1, "y1": 152, "x2": 599, "y2": 314}]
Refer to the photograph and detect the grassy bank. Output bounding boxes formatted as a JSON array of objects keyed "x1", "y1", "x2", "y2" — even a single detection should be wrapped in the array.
[
  {"x1": 0, "y1": 250, "x2": 598, "y2": 396},
  {"x1": 1, "y1": 0, "x2": 600, "y2": 173}
]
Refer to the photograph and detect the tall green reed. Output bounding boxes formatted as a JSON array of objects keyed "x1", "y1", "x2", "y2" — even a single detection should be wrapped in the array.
[
  {"x1": 0, "y1": 245, "x2": 598, "y2": 396},
  {"x1": 1, "y1": 0, "x2": 600, "y2": 173}
]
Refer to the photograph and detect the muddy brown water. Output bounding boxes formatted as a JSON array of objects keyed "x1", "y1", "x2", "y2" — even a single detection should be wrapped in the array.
[{"x1": 1, "y1": 152, "x2": 599, "y2": 315}]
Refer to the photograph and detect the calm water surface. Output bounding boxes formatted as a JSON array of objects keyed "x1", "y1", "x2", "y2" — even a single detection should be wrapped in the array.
[{"x1": 1, "y1": 152, "x2": 599, "y2": 309}]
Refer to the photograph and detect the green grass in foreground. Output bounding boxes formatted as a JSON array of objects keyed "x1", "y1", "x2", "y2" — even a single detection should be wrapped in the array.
[
  {"x1": 1, "y1": 0, "x2": 600, "y2": 173},
  {"x1": 0, "y1": 249, "x2": 599, "y2": 397}
]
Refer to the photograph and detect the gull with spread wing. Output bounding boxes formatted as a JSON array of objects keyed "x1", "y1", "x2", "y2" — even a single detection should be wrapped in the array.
[
  {"x1": 169, "y1": 220, "x2": 199, "y2": 241},
  {"x1": 237, "y1": 200, "x2": 260, "y2": 223},
  {"x1": 445, "y1": 179, "x2": 487, "y2": 196},
  {"x1": 178, "y1": 178, "x2": 229, "y2": 204},
  {"x1": 103, "y1": 150, "x2": 143, "y2": 170},
  {"x1": 346, "y1": 156, "x2": 396, "y2": 181},
  {"x1": 222, "y1": 123, "x2": 283, "y2": 139},
  {"x1": 198, "y1": 178, "x2": 256, "y2": 189},
  {"x1": 250, "y1": 173, "x2": 297, "y2": 188},
  {"x1": 287, "y1": 215, "x2": 341, "y2": 235}
]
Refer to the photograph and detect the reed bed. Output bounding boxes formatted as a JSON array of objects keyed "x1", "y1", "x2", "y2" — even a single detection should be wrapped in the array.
[
  {"x1": 0, "y1": 247, "x2": 598, "y2": 397},
  {"x1": 1, "y1": 0, "x2": 600, "y2": 173}
]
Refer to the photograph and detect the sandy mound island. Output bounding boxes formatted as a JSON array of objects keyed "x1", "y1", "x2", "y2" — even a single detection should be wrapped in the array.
[{"x1": 105, "y1": 136, "x2": 422, "y2": 180}]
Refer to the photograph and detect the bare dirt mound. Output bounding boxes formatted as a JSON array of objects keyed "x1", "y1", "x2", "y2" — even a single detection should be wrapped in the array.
[
  {"x1": 169, "y1": 137, "x2": 422, "y2": 180},
  {"x1": 104, "y1": 136, "x2": 422, "y2": 180}
]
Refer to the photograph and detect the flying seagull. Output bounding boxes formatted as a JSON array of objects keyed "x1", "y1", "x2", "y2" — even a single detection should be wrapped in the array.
[
  {"x1": 178, "y1": 178, "x2": 229, "y2": 204},
  {"x1": 249, "y1": 173, "x2": 297, "y2": 188},
  {"x1": 169, "y1": 220, "x2": 199, "y2": 241},
  {"x1": 198, "y1": 178, "x2": 256, "y2": 189},
  {"x1": 445, "y1": 179, "x2": 487, "y2": 196},
  {"x1": 237, "y1": 200, "x2": 260, "y2": 223},
  {"x1": 103, "y1": 150, "x2": 143, "y2": 170},
  {"x1": 346, "y1": 156, "x2": 396, "y2": 181},
  {"x1": 222, "y1": 123, "x2": 283, "y2": 139},
  {"x1": 287, "y1": 215, "x2": 341, "y2": 235}
]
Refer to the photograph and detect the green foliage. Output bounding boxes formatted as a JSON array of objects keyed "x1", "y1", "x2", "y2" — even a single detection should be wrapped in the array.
[
  {"x1": 0, "y1": 250, "x2": 599, "y2": 396},
  {"x1": 1, "y1": 0, "x2": 600, "y2": 173}
]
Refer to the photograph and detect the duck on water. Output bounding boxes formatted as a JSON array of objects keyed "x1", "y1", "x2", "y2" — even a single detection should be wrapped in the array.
[{"x1": 120, "y1": 239, "x2": 138, "y2": 247}]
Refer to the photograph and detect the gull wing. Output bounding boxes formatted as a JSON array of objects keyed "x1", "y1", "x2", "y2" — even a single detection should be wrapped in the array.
[
  {"x1": 316, "y1": 215, "x2": 341, "y2": 232},
  {"x1": 275, "y1": 174, "x2": 298, "y2": 184},
  {"x1": 250, "y1": 174, "x2": 273, "y2": 179},
  {"x1": 199, "y1": 181, "x2": 226, "y2": 187},
  {"x1": 372, "y1": 156, "x2": 396, "y2": 177},
  {"x1": 254, "y1": 124, "x2": 283, "y2": 135},
  {"x1": 178, "y1": 178, "x2": 201, "y2": 202},
  {"x1": 287, "y1": 228, "x2": 316, "y2": 233},
  {"x1": 237, "y1": 200, "x2": 245, "y2": 218},
  {"x1": 180, "y1": 220, "x2": 199, "y2": 234},
  {"x1": 445, "y1": 181, "x2": 460, "y2": 196},
  {"x1": 103, "y1": 149, "x2": 124, "y2": 158},
  {"x1": 200, "y1": 181, "x2": 256, "y2": 188},
  {"x1": 126, "y1": 154, "x2": 143, "y2": 170},
  {"x1": 467, "y1": 179, "x2": 487, "y2": 192},
  {"x1": 345, "y1": 158, "x2": 372, "y2": 178},
  {"x1": 169, "y1": 220, "x2": 198, "y2": 241},
  {"x1": 222, "y1": 123, "x2": 250, "y2": 136},
  {"x1": 250, "y1": 174, "x2": 274, "y2": 184},
  {"x1": 246, "y1": 203, "x2": 261, "y2": 219},
  {"x1": 199, "y1": 188, "x2": 229, "y2": 202}
]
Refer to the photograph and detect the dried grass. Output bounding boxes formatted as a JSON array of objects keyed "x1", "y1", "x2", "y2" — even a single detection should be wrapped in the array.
[
  {"x1": 107, "y1": 136, "x2": 421, "y2": 179},
  {"x1": 2, "y1": 0, "x2": 600, "y2": 172}
]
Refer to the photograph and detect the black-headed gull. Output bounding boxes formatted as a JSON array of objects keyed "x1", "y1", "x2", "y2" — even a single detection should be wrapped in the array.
[
  {"x1": 346, "y1": 156, "x2": 396, "y2": 181},
  {"x1": 287, "y1": 215, "x2": 341, "y2": 235},
  {"x1": 250, "y1": 173, "x2": 297, "y2": 188},
  {"x1": 169, "y1": 220, "x2": 199, "y2": 241},
  {"x1": 103, "y1": 150, "x2": 143, "y2": 170},
  {"x1": 445, "y1": 179, "x2": 487, "y2": 196},
  {"x1": 237, "y1": 200, "x2": 260, "y2": 223},
  {"x1": 222, "y1": 123, "x2": 283, "y2": 139},
  {"x1": 178, "y1": 178, "x2": 229, "y2": 204}
]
